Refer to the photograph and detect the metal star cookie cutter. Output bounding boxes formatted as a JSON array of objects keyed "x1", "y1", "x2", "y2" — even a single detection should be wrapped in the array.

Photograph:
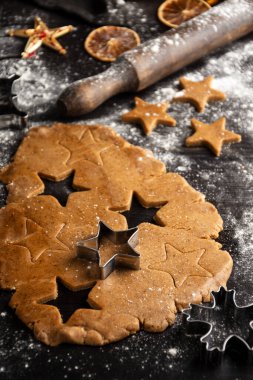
[
  {"x1": 0, "y1": 74, "x2": 28, "y2": 129},
  {"x1": 183, "y1": 287, "x2": 253, "y2": 365},
  {"x1": 76, "y1": 221, "x2": 140, "y2": 280}
]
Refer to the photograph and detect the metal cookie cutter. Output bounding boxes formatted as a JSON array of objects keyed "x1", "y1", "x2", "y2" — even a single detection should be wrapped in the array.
[
  {"x1": 0, "y1": 74, "x2": 28, "y2": 129},
  {"x1": 183, "y1": 287, "x2": 253, "y2": 365},
  {"x1": 76, "y1": 221, "x2": 140, "y2": 280}
]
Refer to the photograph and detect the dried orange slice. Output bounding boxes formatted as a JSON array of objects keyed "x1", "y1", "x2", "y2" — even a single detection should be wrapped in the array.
[
  {"x1": 158, "y1": 0, "x2": 211, "y2": 28},
  {"x1": 207, "y1": 0, "x2": 219, "y2": 4},
  {"x1": 84, "y1": 26, "x2": 141, "y2": 62}
]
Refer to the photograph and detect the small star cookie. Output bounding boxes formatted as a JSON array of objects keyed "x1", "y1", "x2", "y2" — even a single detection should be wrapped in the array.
[
  {"x1": 186, "y1": 117, "x2": 241, "y2": 156},
  {"x1": 122, "y1": 97, "x2": 176, "y2": 135},
  {"x1": 174, "y1": 76, "x2": 226, "y2": 112}
]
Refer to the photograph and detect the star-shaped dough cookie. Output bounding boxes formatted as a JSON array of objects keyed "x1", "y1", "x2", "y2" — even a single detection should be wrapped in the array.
[
  {"x1": 186, "y1": 117, "x2": 241, "y2": 156},
  {"x1": 173, "y1": 76, "x2": 226, "y2": 112},
  {"x1": 150, "y1": 245, "x2": 212, "y2": 288},
  {"x1": 122, "y1": 97, "x2": 176, "y2": 135},
  {"x1": 7, "y1": 16, "x2": 75, "y2": 58}
]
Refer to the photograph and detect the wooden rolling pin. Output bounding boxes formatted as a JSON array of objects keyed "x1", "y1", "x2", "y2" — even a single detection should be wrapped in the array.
[{"x1": 58, "y1": 0, "x2": 253, "y2": 117}]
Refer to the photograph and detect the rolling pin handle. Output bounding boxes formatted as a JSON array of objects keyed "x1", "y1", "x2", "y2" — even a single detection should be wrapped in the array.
[{"x1": 58, "y1": 60, "x2": 138, "y2": 117}]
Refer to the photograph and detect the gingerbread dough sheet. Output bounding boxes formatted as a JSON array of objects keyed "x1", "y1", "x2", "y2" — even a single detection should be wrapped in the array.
[{"x1": 0, "y1": 123, "x2": 233, "y2": 346}]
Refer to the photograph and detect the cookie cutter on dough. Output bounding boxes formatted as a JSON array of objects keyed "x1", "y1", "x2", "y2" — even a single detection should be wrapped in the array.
[
  {"x1": 0, "y1": 74, "x2": 28, "y2": 129},
  {"x1": 76, "y1": 221, "x2": 140, "y2": 280},
  {"x1": 183, "y1": 287, "x2": 253, "y2": 365}
]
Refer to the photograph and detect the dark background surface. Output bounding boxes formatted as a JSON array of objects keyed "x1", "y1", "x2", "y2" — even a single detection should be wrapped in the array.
[{"x1": 0, "y1": 0, "x2": 253, "y2": 379}]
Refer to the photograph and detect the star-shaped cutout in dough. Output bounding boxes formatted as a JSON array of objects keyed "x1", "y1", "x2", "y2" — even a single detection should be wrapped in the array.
[
  {"x1": 40, "y1": 172, "x2": 81, "y2": 206},
  {"x1": 122, "y1": 97, "x2": 176, "y2": 135},
  {"x1": 46, "y1": 281, "x2": 92, "y2": 323},
  {"x1": 150, "y1": 244, "x2": 212, "y2": 288},
  {"x1": 7, "y1": 16, "x2": 75, "y2": 58},
  {"x1": 122, "y1": 196, "x2": 158, "y2": 228},
  {"x1": 186, "y1": 117, "x2": 241, "y2": 156},
  {"x1": 173, "y1": 76, "x2": 226, "y2": 112}
]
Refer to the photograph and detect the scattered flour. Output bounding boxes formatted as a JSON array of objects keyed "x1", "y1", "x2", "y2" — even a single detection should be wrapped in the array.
[{"x1": 167, "y1": 348, "x2": 178, "y2": 357}]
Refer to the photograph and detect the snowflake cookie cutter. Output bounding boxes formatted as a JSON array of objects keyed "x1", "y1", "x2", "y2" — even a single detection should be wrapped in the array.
[
  {"x1": 76, "y1": 221, "x2": 140, "y2": 280},
  {"x1": 183, "y1": 287, "x2": 253, "y2": 365},
  {"x1": 0, "y1": 74, "x2": 28, "y2": 129}
]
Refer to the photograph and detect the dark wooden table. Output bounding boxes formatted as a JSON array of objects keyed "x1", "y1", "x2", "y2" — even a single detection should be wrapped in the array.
[{"x1": 0, "y1": 1, "x2": 252, "y2": 379}]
